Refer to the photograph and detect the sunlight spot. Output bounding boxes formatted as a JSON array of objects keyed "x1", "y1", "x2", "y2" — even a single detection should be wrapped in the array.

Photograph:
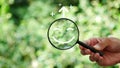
[{"x1": 32, "y1": 60, "x2": 39, "y2": 68}]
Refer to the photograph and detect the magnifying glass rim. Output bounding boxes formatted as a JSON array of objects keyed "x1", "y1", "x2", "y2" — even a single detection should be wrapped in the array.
[{"x1": 47, "y1": 18, "x2": 79, "y2": 50}]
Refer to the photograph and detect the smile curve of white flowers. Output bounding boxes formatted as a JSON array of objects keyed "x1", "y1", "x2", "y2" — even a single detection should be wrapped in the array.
[{"x1": 52, "y1": 36, "x2": 75, "y2": 44}]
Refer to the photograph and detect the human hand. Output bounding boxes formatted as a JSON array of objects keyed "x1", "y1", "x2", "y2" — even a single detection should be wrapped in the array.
[{"x1": 79, "y1": 37, "x2": 120, "y2": 66}]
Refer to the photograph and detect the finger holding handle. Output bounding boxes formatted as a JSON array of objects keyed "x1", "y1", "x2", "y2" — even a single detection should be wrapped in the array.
[{"x1": 77, "y1": 41, "x2": 104, "y2": 56}]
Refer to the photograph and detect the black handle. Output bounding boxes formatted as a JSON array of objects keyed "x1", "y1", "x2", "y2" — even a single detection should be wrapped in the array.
[{"x1": 77, "y1": 41, "x2": 103, "y2": 56}]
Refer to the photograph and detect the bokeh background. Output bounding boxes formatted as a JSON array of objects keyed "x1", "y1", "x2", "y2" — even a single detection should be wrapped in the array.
[{"x1": 0, "y1": 0, "x2": 120, "y2": 68}]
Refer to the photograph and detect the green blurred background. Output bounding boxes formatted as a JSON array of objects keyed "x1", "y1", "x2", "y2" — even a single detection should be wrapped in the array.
[{"x1": 0, "y1": 0, "x2": 120, "y2": 68}]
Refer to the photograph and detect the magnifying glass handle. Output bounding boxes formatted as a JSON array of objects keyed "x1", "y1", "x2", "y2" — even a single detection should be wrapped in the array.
[{"x1": 77, "y1": 41, "x2": 103, "y2": 56}]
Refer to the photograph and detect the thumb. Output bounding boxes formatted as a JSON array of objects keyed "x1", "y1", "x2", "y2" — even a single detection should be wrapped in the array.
[{"x1": 93, "y1": 38, "x2": 110, "y2": 50}]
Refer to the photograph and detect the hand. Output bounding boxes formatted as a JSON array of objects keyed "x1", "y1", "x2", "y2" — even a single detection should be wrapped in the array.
[{"x1": 79, "y1": 37, "x2": 120, "y2": 66}]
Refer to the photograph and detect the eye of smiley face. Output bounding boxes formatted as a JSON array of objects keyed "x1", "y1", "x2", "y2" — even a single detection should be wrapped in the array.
[{"x1": 52, "y1": 27, "x2": 75, "y2": 44}]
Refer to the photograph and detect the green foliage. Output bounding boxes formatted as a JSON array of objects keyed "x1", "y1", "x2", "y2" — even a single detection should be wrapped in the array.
[{"x1": 0, "y1": 0, "x2": 120, "y2": 68}]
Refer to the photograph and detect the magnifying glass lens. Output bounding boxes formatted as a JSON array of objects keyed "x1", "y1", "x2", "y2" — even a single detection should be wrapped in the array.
[{"x1": 48, "y1": 18, "x2": 79, "y2": 50}]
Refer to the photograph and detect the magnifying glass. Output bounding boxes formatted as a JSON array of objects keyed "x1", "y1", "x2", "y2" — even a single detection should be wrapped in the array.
[{"x1": 47, "y1": 18, "x2": 103, "y2": 56}]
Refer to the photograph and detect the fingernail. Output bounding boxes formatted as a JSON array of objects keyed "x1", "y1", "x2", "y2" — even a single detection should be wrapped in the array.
[{"x1": 93, "y1": 44, "x2": 101, "y2": 50}]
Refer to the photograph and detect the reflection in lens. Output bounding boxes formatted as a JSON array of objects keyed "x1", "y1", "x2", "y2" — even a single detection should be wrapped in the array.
[{"x1": 48, "y1": 18, "x2": 79, "y2": 49}]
